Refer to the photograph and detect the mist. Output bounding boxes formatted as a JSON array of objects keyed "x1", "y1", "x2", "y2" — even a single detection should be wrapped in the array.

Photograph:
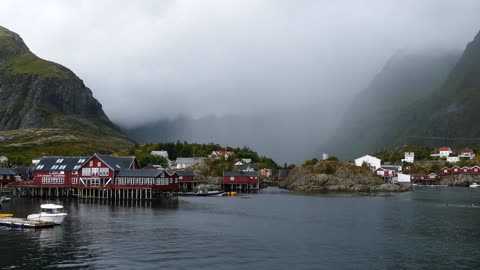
[{"x1": 1, "y1": 0, "x2": 480, "y2": 163}]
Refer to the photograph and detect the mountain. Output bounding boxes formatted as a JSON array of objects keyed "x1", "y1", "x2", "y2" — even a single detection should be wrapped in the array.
[
  {"x1": 413, "y1": 30, "x2": 480, "y2": 140},
  {"x1": 327, "y1": 49, "x2": 460, "y2": 160},
  {"x1": 0, "y1": 26, "x2": 120, "y2": 134},
  {"x1": 0, "y1": 26, "x2": 133, "y2": 164}
]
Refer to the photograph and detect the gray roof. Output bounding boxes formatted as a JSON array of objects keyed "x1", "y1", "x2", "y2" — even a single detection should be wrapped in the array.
[
  {"x1": 13, "y1": 167, "x2": 33, "y2": 175},
  {"x1": 34, "y1": 156, "x2": 89, "y2": 172},
  {"x1": 0, "y1": 168, "x2": 16, "y2": 175},
  {"x1": 223, "y1": 171, "x2": 259, "y2": 177},
  {"x1": 116, "y1": 169, "x2": 162, "y2": 177},
  {"x1": 96, "y1": 154, "x2": 136, "y2": 170},
  {"x1": 176, "y1": 171, "x2": 196, "y2": 177}
]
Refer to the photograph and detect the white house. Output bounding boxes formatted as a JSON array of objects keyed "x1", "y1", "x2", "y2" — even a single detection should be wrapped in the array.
[
  {"x1": 175, "y1": 157, "x2": 205, "y2": 169},
  {"x1": 354, "y1": 155, "x2": 381, "y2": 170},
  {"x1": 397, "y1": 173, "x2": 411, "y2": 183},
  {"x1": 431, "y1": 146, "x2": 452, "y2": 158},
  {"x1": 150, "y1": 151, "x2": 169, "y2": 159},
  {"x1": 459, "y1": 148, "x2": 475, "y2": 160},
  {"x1": 447, "y1": 153, "x2": 460, "y2": 163},
  {"x1": 401, "y1": 152, "x2": 414, "y2": 163}
]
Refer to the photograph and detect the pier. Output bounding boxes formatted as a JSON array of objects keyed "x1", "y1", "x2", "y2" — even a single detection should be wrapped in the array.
[{"x1": 0, "y1": 217, "x2": 55, "y2": 228}]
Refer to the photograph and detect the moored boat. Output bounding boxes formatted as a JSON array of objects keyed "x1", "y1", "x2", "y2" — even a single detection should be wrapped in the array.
[
  {"x1": 196, "y1": 190, "x2": 226, "y2": 197},
  {"x1": 27, "y1": 204, "x2": 67, "y2": 225},
  {"x1": 0, "y1": 196, "x2": 11, "y2": 203},
  {"x1": 470, "y1": 183, "x2": 480, "y2": 188}
]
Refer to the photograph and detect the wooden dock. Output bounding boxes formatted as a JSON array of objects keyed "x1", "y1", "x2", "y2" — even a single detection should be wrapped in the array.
[{"x1": 0, "y1": 217, "x2": 55, "y2": 228}]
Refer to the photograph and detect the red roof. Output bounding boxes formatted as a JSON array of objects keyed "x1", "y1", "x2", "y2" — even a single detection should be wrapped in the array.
[
  {"x1": 439, "y1": 146, "x2": 451, "y2": 151},
  {"x1": 461, "y1": 148, "x2": 473, "y2": 153},
  {"x1": 212, "y1": 150, "x2": 235, "y2": 156}
]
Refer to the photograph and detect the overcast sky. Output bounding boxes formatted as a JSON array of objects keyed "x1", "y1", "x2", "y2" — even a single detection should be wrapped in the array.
[
  {"x1": 1, "y1": 1, "x2": 479, "y2": 127},
  {"x1": 1, "y1": 1, "x2": 480, "y2": 162}
]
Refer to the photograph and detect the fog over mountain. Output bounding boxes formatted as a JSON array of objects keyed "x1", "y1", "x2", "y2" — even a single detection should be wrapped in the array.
[{"x1": 1, "y1": 1, "x2": 480, "y2": 163}]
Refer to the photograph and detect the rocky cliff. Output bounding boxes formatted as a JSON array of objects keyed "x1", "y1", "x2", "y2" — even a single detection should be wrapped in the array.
[
  {"x1": 279, "y1": 160, "x2": 410, "y2": 193},
  {"x1": 0, "y1": 26, "x2": 121, "y2": 135}
]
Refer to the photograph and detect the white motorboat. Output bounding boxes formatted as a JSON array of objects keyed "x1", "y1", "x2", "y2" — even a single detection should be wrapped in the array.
[
  {"x1": 0, "y1": 196, "x2": 11, "y2": 203},
  {"x1": 470, "y1": 183, "x2": 480, "y2": 188},
  {"x1": 27, "y1": 204, "x2": 67, "y2": 225},
  {"x1": 196, "y1": 190, "x2": 226, "y2": 197}
]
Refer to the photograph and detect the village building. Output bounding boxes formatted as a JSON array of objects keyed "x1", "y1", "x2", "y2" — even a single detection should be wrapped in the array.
[
  {"x1": 401, "y1": 152, "x2": 414, "y2": 163},
  {"x1": 222, "y1": 171, "x2": 259, "y2": 192},
  {"x1": 0, "y1": 168, "x2": 16, "y2": 186},
  {"x1": 374, "y1": 168, "x2": 397, "y2": 182},
  {"x1": 13, "y1": 167, "x2": 33, "y2": 181},
  {"x1": 209, "y1": 150, "x2": 235, "y2": 160},
  {"x1": 14, "y1": 154, "x2": 180, "y2": 199},
  {"x1": 381, "y1": 163, "x2": 403, "y2": 172},
  {"x1": 431, "y1": 146, "x2": 452, "y2": 158},
  {"x1": 259, "y1": 168, "x2": 272, "y2": 178},
  {"x1": 459, "y1": 148, "x2": 475, "y2": 160},
  {"x1": 174, "y1": 157, "x2": 205, "y2": 169},
  {"x1": 33, "y1": 156, "x2": 90, "y2": 187},
  {"x1": 354, "y1": 155, "x2": 381, "y2": 170},
  {"x1": 77, "y1": 154, "x2": 139, "y2": 189},
  {"x1": 447, "y1": 153, "x2": 460, "y2": 163},
  {"x1": 411, "y1": 173, "x2": 441, "y2": 185},
  {"x1": 396, "y1": 173, "x2": 411, "y2": 184},
  {"x1": 115, "y1": 169, "x2": 178, "y2": 192},
  {"x1": 176, "y1": 171, "x2": 198, "y2": 191},
  {"x1": 234, "y1": 161, "x2": 255, "y2": 172}
]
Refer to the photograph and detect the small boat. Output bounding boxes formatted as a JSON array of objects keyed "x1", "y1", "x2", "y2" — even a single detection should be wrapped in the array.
[
  {"x1": 470, "y1": 183, "x2": 480, "y2": 188},
  {"x1": 27, "y1": 204, "x2": 67, "y2": 225},
  {"x1": 0, "y1": 196, "x2": 11, "y2": 203},
  {"x1": 196, "y1": 190, "x2": 226, "y2": 197},
  {"x1": 0, "y1": 213, "x2": 13, "y2": 217}
]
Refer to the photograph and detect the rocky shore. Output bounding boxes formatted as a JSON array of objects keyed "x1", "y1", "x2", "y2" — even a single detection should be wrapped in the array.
[
  {"x1": 278, "y1": 160, "x2": 411, "y2": 193},
  {"x1": 441, "y1": 175, "x2": 480, "y2": 186}
]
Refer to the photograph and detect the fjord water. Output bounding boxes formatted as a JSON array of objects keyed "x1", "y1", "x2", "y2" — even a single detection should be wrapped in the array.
[{"x1": 1, "y1": 187, "x2": 480, "y2": 269}]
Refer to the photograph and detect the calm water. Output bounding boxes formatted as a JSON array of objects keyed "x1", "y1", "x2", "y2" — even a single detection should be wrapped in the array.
[{"x1": 1, "y1": 187, "x2": 480, "y2": 269}]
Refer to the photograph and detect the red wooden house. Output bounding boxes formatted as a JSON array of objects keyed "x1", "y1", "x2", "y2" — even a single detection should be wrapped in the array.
[
  {"x1": 411, "y1": 174, "x2": 440, "y2": 185},
  {"x1": 440, "y1": 167, "x2": 451, "y2": 175},
  {"x1": 222, "y1": 171, "x2": 259, "y2": 192},
  {"x1": 77, "y1": 154, "x2": 139, "y2": 189},
  {"x1": 451, "y1": 166, "x2": 461, "y2": 174},
  {"x1": 33, "y1": 156, "x2": 89, "y2": 187},
  {"x1": 471, "y1": 165, "x2": 480, "y2": 174},
  {"x1": 114, "y1": 169, "x2": 178, "y2": 191},
  {"x1": 176, "y1": 171, "x2": 198, "y2": 191},
  {"x1": 0, "y1": 169, "x2": 16, "y2": 185}
]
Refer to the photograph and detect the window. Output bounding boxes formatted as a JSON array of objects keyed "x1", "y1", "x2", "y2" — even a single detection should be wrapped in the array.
[
  {"x1": 72, "y1": 178, "x2": 78, "y2": 184},
  {"x1": 97, "y1": 162, "x2": 101, "y2": 167},
  {"x1": 230, "y1": 177, "x2": 234, "y2": 181},
  {"x1": 92, "y1": 168, "x2": 99, "y2": 176},
  {"x1": 78, "y1": 159, "x2": 85, "y2": 163},
  {"x1": 56, "y1": 159, "x2": 64, "y2": 163},
  {"x1": 51, "y1": 165, "x2": 59, "y2": 170},
  {"x1": 59, "y1": 165, "x2": 67, "y2": 170},
  {"x1": 82, "y1": 168, "x2": 92, "y2": 176},
  {"x1": 89, "y1": 161, "x2": 93, "y2": 166},
  {"x1": 73, "y1": 165, "x2": 81, "y2": 170},
  {"x1": 36, "y1": 165, "x2": 44, "y2": 170},
  {"x1": 99, "y1": 168, "x2": 109, "y2": 176}
]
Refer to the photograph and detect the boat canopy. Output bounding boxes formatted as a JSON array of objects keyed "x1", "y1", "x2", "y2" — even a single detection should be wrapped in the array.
[{"x1": 40, "y1": 204, "x2": 63, "y2": 209}]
